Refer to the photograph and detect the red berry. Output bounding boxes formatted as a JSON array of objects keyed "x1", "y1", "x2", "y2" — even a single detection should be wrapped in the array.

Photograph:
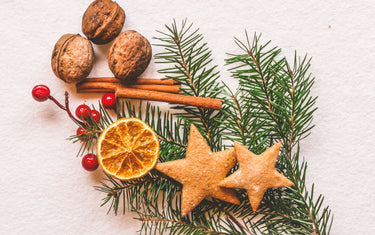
[
  {"x1": 101, "y1": 93, "x2": 116, "y2": 109},
  {"x1": 76, "y1": 127, "x2": 87, "y2": 140},
  {"x1": 90, "y1": 110, "x2": 101, "y2": 123},
  {"x1": 32, "y1": 85, "x2": 50, "y2": 102},
  {"x1": 81, "y1": 154, "x2": 99, "y2": 171},
  {"x1": 75, "y1": 104, "x2": 91, "y2": 120}
]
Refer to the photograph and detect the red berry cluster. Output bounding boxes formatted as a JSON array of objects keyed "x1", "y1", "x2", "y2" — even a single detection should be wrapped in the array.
[
  {"x1": 74, "y1": 105, "x2": 102, "y2": 172},
  {"x1": 75, "y1": 104, "x2": 101, "y2": 123},
  {"x1": 32, "y1": 84, "x2": 117, "y2": 172}
]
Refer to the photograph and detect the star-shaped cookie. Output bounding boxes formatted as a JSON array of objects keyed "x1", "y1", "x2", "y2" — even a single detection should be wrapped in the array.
[
  {"x1": 155, "y1": 124, "x2": 240, "y2": 217},
  {"x1": 219, "y1": 142, "x2": 294, "y2": 212}
]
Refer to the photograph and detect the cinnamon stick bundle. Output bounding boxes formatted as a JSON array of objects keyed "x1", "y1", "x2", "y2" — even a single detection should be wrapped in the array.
[
  {"x1": 76, "y1": 77, "x2": 181, "y2": 94},
  {"x1": 115, "y1": 87, "x2": 222, "y2": 110},
  {"x1": 83, "y1": 77, "x2": 177, "y2": 85}
]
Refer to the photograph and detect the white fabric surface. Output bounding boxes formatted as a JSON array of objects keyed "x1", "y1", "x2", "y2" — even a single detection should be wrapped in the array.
[{"x1": 1, "y1": 0, "x2": 375, "y2": 234}]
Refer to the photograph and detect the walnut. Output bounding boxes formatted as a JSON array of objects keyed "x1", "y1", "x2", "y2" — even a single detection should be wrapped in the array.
[
  {"x1": 82, "y1": 0, "x2": 125, "y2": 45},
  {"x1": 108, "y1": 30, "x2": 152, "y2": 81},
  {"x1": 51, "y1": 34, "x2": 95, "y2": 84}
]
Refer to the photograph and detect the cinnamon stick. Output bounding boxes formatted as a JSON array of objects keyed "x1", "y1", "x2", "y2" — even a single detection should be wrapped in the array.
[
  {"x1": 115, "y1": 87, "x2": 222, "y2": 110},
  {"x1": 77, "y1": 82, "x2": 118, "y2": 91},
  {"x1": 76, "y1": 88, "x2": 114, "y2": 93},
  {"x1": 83, "y1": 77, "x2": 178, "y2": 85},
  {"x1": 76, "y1": 82, "x2": 181, "y2": 94}
]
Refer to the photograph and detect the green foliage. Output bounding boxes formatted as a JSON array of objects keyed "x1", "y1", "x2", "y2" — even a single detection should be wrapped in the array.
[
  {"x1": 73, "y1": 20, "x2": 333, "y2": 234},
  {"x1": 154, "y1": 19, "x2": 224, "y2": 151},
  {"x1": 223, "y1": 32, "x2": 332, "y2": 234},
  {"x1": 68, "y1": 103, "x2": 112, "y2": 157}
]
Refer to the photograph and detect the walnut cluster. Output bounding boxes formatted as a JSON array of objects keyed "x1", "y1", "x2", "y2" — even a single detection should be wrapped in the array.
[{"x1": 51, "y1": 0, "x2": 151, "y2": 84}]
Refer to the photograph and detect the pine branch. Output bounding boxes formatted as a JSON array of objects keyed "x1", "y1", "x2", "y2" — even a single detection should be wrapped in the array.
[
  {"x1": 92, "y1": 21, "x2": 255, "y2": 234},
  {"x1": 225, "y1": 32, "x2": 333, "y2": 234},
  {"x1": 79, "y1": 21, "x2": 333, "y2": 235},
  {"x1": 154, "y1": 19, "x2": 224, "y2": 151},
  {"x1": 68, "y1": 103, "x2": 110, "y2": 157},
  {"x1": 220, "y1": 85, "x2": 270, "y2": 153},
  {"x1": 136, "y1": 193, "x2": 248, "y2": 235},
  {"x1": 138, "y1": 217, "x2": 226, "y2": 235}
]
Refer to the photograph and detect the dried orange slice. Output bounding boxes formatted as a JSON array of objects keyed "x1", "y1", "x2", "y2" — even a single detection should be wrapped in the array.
[{"x1": 97, "y1": 117, "x2": 160, "y2": 181}]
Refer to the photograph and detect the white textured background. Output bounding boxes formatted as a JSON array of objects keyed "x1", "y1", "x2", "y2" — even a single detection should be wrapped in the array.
[{"x1": 1, "y1": 0, "x2": 375, "y2": 234}]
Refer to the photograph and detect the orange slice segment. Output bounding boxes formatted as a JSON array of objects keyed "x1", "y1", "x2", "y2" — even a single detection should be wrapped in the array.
[{"x1": 97, "y1": 117, "x2": 160, "y2": 181}]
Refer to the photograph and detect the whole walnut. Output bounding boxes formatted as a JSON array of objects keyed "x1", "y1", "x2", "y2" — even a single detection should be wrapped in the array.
[
  {"x1": 82, "y1": 0, "x2": 125, "y2": 45},
  {"x1": 108, "y1": 30, "x2": 152, "y2": 81},
  {"x1": 51, "y1": 34, "x2": 94, "y2": 83}
]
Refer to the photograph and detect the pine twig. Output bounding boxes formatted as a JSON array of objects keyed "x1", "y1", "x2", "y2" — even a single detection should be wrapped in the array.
[
  {"x1": 157, "y1": 134, "x2": 187, "y2": 148},
  {"x1": 154, "y1": 19, "x2": 224, "y2": 150},
  {"x1": 48, "y1": 91, "x2": 83, "y2": 124},
  {"x1": 138, "y1": 217, "x2": 225, "y2": 235},
  {"x1": 225, "y1": 32, "x2": 332, "y2": 234},
  {"x1": 206, "y1": 200, "x2": 253, "y2": 235}
]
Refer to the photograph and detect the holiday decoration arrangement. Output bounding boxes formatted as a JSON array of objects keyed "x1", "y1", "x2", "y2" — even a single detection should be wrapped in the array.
[{"x1": 32, "y1": 0, "x2": 333, "y2": 234}]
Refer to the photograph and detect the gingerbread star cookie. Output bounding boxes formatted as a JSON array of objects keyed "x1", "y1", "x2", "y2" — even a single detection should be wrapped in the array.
[
  {"x1": 219, "y1": 142, "x2": 294, "y2": 212},
  {"x1": 155, "y1": 124, "x2": 240, "y2": 217}
]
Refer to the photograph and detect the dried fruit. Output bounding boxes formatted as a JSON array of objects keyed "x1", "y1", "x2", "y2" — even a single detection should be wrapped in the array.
[
  {"x1": 51, "y1": 34, "x2": 94, "y2": 84},
  {"x1": 97, "y1": 117, "x2": 160, "y2": 181},
  {"x1": 108, "y1": 30, "x2": 152, "y2": 81},
  {"x1": 82, "y1": 0, "x2": 125, "y2": 45}
]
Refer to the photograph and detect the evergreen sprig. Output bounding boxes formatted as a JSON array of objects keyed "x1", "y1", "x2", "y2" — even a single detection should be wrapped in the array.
[
  {"x1": 154, "y1": 19, "x2": 224, "y2": 150},
  {"x1": 94, "y1": 101, "x2": 186, "y2": 214},
  {"x1": 70, "y1": 20, "x2": 333, "y2": 234},
  {"x1": 223, "y1": 32, "x2": 333, "y2": 234}
]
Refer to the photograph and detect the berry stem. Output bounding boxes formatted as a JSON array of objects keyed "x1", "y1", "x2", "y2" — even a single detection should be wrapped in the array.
[
  {"x1": 48, "y1": 92, "x2": 83, "y2": 125},
  {"x1": 64, "y1": 91, "x2": 83, "y2": 124},
  {"x1": 49, "y1": 95, "x2": 66, "y2": 111}
]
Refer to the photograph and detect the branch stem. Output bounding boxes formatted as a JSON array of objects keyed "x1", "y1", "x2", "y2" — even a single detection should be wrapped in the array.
[
  {"x1": 138, "y1": 217, "x2": 225, "y2": 234},
  {"x1": 173, "y1": 35, "x2": 213, "y2": 145},
  {"x1": 206, "y1": 200, "x2": 253, "y2": 235},
  {"x1": 157, "y1": 134, "x2": 187, "y2": 148},
  {"x1": 48, "y1": 92, "x2": 83, "y2": 125}
]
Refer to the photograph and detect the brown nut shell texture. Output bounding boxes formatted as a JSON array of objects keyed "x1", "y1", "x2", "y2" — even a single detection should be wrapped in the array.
[
  {"x1": 82, "y1": 0, "x2": 125, "y2": 45},
  {"x1": 51, "y1": 34, "x2": 94, "y2": 84},
  {"x1": 108, "y1": 30, "x2": 152, "y2": 81}
]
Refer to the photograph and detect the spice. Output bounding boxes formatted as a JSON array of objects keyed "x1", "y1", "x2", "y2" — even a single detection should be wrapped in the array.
[
  {"x1": 81, "y1": 77, "x2": 177, "y2": 85},
  {"x1": 76, "y1": 77, "x2": 181, "y2": 93},
  {"x1": 77, "y1": 83, "x2": 181, "y2": 94},
  {"x1": 115, "y1": 87, "x2": 222, "y2": 110}
]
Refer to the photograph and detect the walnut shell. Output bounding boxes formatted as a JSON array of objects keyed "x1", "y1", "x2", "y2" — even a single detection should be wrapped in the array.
[
  {"x1": 82, "y1": 0, "x2": 125, "y2": 45},
  {"x1": 51, "y1": 34, "x2": 94, "y2": 83},
  {"x1": 108, "y1": 30, "x2": 152, "y2": 81}
]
